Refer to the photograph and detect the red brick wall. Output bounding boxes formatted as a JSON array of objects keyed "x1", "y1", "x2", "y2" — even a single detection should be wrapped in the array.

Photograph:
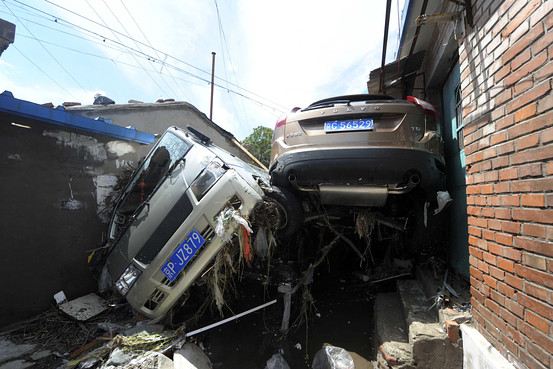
[{"x1": 459, "y1": 0, "x2": 553, "y2": 368}]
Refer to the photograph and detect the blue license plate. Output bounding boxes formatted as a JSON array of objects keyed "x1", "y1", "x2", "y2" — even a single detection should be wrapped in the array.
[
  {"x1": 161, "y1": 229, "x2": 205, "y2": 282},
  {"x1": 324, "y1": 119, "x2": 374, "y2": 132}
]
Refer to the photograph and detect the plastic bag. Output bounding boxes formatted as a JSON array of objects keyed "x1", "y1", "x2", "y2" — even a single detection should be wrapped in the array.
[
  {"x1": 265, "y1": 353, "x2": 290, "y2": 369},
  {"x1": 312, "y1": 346, "x2": 354, "y2": 369}
]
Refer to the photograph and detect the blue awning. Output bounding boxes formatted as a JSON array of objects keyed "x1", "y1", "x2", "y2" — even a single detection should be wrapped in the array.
[{"x1": 0, "y1": 91, "x2": 155, "y2": 144}]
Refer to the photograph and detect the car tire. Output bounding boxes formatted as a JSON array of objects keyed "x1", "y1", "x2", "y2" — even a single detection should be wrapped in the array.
[{"x1": 264, "y1": 186, "x2": 303, "y2": 240}]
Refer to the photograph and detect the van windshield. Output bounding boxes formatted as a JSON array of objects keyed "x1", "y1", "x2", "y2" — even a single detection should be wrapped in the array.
[{"x1": 117, "y1": 131, "x2": 192, "y2": 215}]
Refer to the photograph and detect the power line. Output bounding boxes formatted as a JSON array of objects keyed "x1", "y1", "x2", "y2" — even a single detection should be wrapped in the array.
[
  {"x1": 119, "y1": 0, "x2": 189, "y2": 101},
  {"x1": 11, "y1": 45, "x2": 76, "y2": 99},
  {"x1": 32, "y1": 0, "x2": 289, "y2": 110},
  {"x1": 3, "y1": 1, "x2": 88, "y2": 96},
  {"x1": 4, "y1": 0, "x2": 287, "y2": 113}
]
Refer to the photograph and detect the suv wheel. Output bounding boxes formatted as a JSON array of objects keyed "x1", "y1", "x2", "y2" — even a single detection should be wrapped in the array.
[{"x1": 264, "y1": 186, "x2": 303, "y2": 240}]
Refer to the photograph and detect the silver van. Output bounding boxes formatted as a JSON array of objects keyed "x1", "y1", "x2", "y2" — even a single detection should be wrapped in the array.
[{"x1": 100, "y1": 126, "x2": 276, "y2": 319}]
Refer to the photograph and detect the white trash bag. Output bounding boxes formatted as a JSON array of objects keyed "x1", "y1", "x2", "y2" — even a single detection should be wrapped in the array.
[{"x1": 312, "y1": 345, "x2": 354, "y2": 369}]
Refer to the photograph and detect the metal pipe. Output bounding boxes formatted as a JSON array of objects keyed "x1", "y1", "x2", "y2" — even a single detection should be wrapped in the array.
[
  {"x1": 379, "y1": 0, "x2": 393, "y2": 93},
  {"x1": 185, "y1": 299, "x2": 277, "y2": 337},
  {"x1": 210, "y1": 52, "x2": 216, "y2": 120}
]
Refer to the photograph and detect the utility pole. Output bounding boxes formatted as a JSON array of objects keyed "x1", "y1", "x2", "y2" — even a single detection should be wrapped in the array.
[{"x1": 210, "y1": 52, "x2": 216, "y2": 121}]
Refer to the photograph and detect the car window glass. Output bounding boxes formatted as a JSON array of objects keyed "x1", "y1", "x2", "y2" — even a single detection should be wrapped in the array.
[{"x1": 118, "y1": 132, "x2": 192, "y2": 214}]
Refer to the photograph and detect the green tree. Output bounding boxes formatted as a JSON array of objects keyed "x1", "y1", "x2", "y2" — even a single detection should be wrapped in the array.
[{"x1": 242, "y1": 126, "x2": 273, "y2": 168}]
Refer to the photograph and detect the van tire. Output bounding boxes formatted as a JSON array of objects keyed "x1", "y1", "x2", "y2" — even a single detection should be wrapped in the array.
[{"x1": 264, "y1": 186, "x2": 303, "y2": 240}]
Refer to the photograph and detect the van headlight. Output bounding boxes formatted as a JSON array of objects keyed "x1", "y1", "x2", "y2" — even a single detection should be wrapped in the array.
[
  {"x1": 115, "y1": 264, "x2": 142, "y2": 296},
  {"x1": 191, "y1": 158, "x2": 226, "y2": 200}
]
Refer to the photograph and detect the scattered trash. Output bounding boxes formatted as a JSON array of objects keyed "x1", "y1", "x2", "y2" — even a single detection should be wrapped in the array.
[
  {"x1": 93, "y1": 94, "x2": 115, "y2": 105},
  {"x1": 54, "y1": 291, "x2": 68, "y2": 305},
  {"x1": 312, "y1": 345, "x2": 354, "y2": 369},
  {"x1": 58, "y1": 294, "x2": 108, "y2": 321},
  {"x1": 265, "y1": 353, "x2": 290, "y2": 369},
  {"x1": 294, "y1": 343, "x2": 302, "y2": 350},
  {"x1": 174, "y1": 343, "x2": 212, "y2": 369},
  {"x1": 434, "y1": 191, "x2": 453, "y2": 215}
]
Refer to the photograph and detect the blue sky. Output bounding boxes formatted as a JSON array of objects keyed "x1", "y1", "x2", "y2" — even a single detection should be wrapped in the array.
[{"x1": 0, "y1": 0, "x2": 405, "y2": 140}]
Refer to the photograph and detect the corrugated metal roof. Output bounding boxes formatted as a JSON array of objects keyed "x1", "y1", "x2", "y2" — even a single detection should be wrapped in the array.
[{"x1": 0, "y1": 90, "x2": 155, "y2": 144}]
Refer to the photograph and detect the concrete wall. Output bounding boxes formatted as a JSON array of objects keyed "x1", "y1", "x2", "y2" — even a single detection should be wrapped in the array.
[
  {"x1": 0, "y1": 112, "x2": 147, "y2": 327},
  {"x1": 459, "y1": 0, "x2": 553, "y2": 368},
  {"x1": 66, "y1": 101, "x2": 256, "y2": 165}
]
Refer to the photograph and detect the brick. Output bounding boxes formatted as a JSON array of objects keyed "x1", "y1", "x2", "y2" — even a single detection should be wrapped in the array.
[
  {"x1": 481, "y1": 184, "x2": 494, "y2": 194},
  {"x1": 519, "y1": 163, "x2": 543, "y2": 178},
  {"x1": 515, "y1": 236, "x2": 553, "y2": 257},
  {"x1": 469, "y1": 245, "x2": 483, "y2": 259},
  {"x1": 521, "y1": 194, "x2": 545, "y2": 207},
  {"x1": 495, "y1": 208, "x2": 511, "y2": 220},
  {"x1": 518, "y1": 292, "x2": 553, "y2": 322},
  {"x1": 517, "y1": 133, "x2": 539, "y2": 150},
  {"x1": 505, "y1": 273, "x2": 524, "y2": 290},
  {"x1": 490, "y1": 131, "x2": 507, "y2": 145},
  {"x1": 524, "y1": 253, "x2": 548, "y2": 270},
  {"x1": 503, "y1": 247, "x2": 522, "y2": 261},
  {"x1": 492, "y1": 156, "x2": 509, "y2": 169},
  {"x1": 484, "y1": 274, "x2": 498, "y2": 290},
  {"x1": 485, "y1": 297, "x2": 500, "y2": 315},
  {"x1": 516, "y1": 264, "x2": 553, "y2": 290},
  {"x1": 543, "y1": 127, "x2": 553, "y2": 144},
  {"x1": 523, "y1": 223, "x2": 546, "y2": 238},
  {"x1": 518, "y1": 319, "x2": 553, "y2": 354},
  {"x1": 500, "y1": 194, "x2": 519, "y2": 206},
  {"x1": 495, "y1": 87, "x2": 512, "y2": 105},
  {"x1": 534, "y1": 25, "x2": 553, "y2": 53},
  {"x1": 488, "y1": 242, "x2": 503, "y2": 256},
  {"x1": 505, "y1": 297, "x2": 524, "y2": 317},
  {"x1": 513, "y1": 78, "x2": 533, "y2": 97},
  {"x1": 498, "y1": 281, "x2": 516, "y2": 300},
  {"x1": 531, "y1": 0, "x2": 553, "y2": 26},
  {"x1": 482, "y1": 207, "x2": 495, "y2": 217},
  {"x1": 511, "y1": 49, "x2": 531, "y2": 71},
  {"x1": 494, "y1": 182, "x2": 511, "y2": 193},
  {"x1": 496, "y1": 233, "x2": 513, "y2": 246},
  {"x1": 502, "y1": 221, "x2": 521, "y2": 234},
  {"x1": 483, "y1": 229, "x2": 496, "y2": 241},
  {"x1": 507, "y1": 51, "x2": 548, "y2": 88},
  {"x1": 503, "y1": 22, "x2": 544, "y2": 63},
  {"x1": 496, "y1": 114, "x2": 515, "y2": 130},
  {"x1": 508, "y1": 111, "x2": 553, "y2": 138},
  {"x1": 534, "y1": 56, "x2": 553, "y2": 84},
  {"x1": 512, "y1": 208, "x2": 553, "y2": 225},
  {"x1": 497, "y1": 257, "x2": 515, "y2": 273},
  {"x1": 488, "y1": 218, "x2": 502, "y2": 230},
  {"x1": 506, "y1": 80, "x2": 551, "y2": 113},
  {"x1": 514, "y1": 103, "x2": 538, "y2": 122},
  {"x1": 506, "y1": 323, "x2": 526, "y2": 346},
  {"x1": 500, "y1": 306, "x2": 518, "y2": 327},
  {"x1": 490, "y1": 265, "x2": 505, "y2": 280},
  {"x1": 525, "y1": 340, "x2": 551, "y2": 368},
  {"x1": 446, "y1": 320, "x2": 460, "y2": 343},
  {"x1": 510, "y1": 178, "x2": 553, "y2": 192},
  {"x1": 511, "y1": 146, "x2": 553, "y2": 165},
  {"x1": 524, "y1": 282, "x2": 549, "y2": 302},
  {"x1": 490, "y1": 289, "x2": 505, "y2": 307},
  {"x1": 470, "y1": 266, "x2": 484, "y2": 281}
]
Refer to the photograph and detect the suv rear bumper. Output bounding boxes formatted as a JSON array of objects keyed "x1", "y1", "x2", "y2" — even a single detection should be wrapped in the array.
[{"x1": 270, "y1": 147, "x2": 445, "y2": 195}]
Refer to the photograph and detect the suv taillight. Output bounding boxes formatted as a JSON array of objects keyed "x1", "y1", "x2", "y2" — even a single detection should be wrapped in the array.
[
  {"x1": 407, "y1": 96, "x2": 438, "y2": 118},
  {"x1": 275, "y1": 116, "x2": 287, "y2": 130}
]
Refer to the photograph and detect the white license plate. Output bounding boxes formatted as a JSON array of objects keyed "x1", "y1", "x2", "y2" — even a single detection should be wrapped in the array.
[
  {"x1": 324, "y1": 119, "x2": 374, "y2": 132},
  {"x1": 161, "y1": 228, "x2": 205, "y2": 282}
]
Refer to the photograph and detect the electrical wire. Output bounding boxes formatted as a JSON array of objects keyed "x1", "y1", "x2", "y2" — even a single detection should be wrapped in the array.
[
  {"x1": 3, "y1": 0, "x2": 287, "y2": 113},
  {"x1": 119, "y1": 0, "x2": 189, "y2": 101},
  {"x1": 3, "y1": 1, "x2": 88, "y2": 96},
  {"x1": 11, "y1": 45, "x2": 76, "y2": 99},
  {"x1": 101, "y1": 0, "x2": 179, "y2": 99}
]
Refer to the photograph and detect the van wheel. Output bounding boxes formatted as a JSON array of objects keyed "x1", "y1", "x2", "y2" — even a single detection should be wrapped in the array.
[{"x1": 264, "y1": 186, "x2": 303, "y2": 240}]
